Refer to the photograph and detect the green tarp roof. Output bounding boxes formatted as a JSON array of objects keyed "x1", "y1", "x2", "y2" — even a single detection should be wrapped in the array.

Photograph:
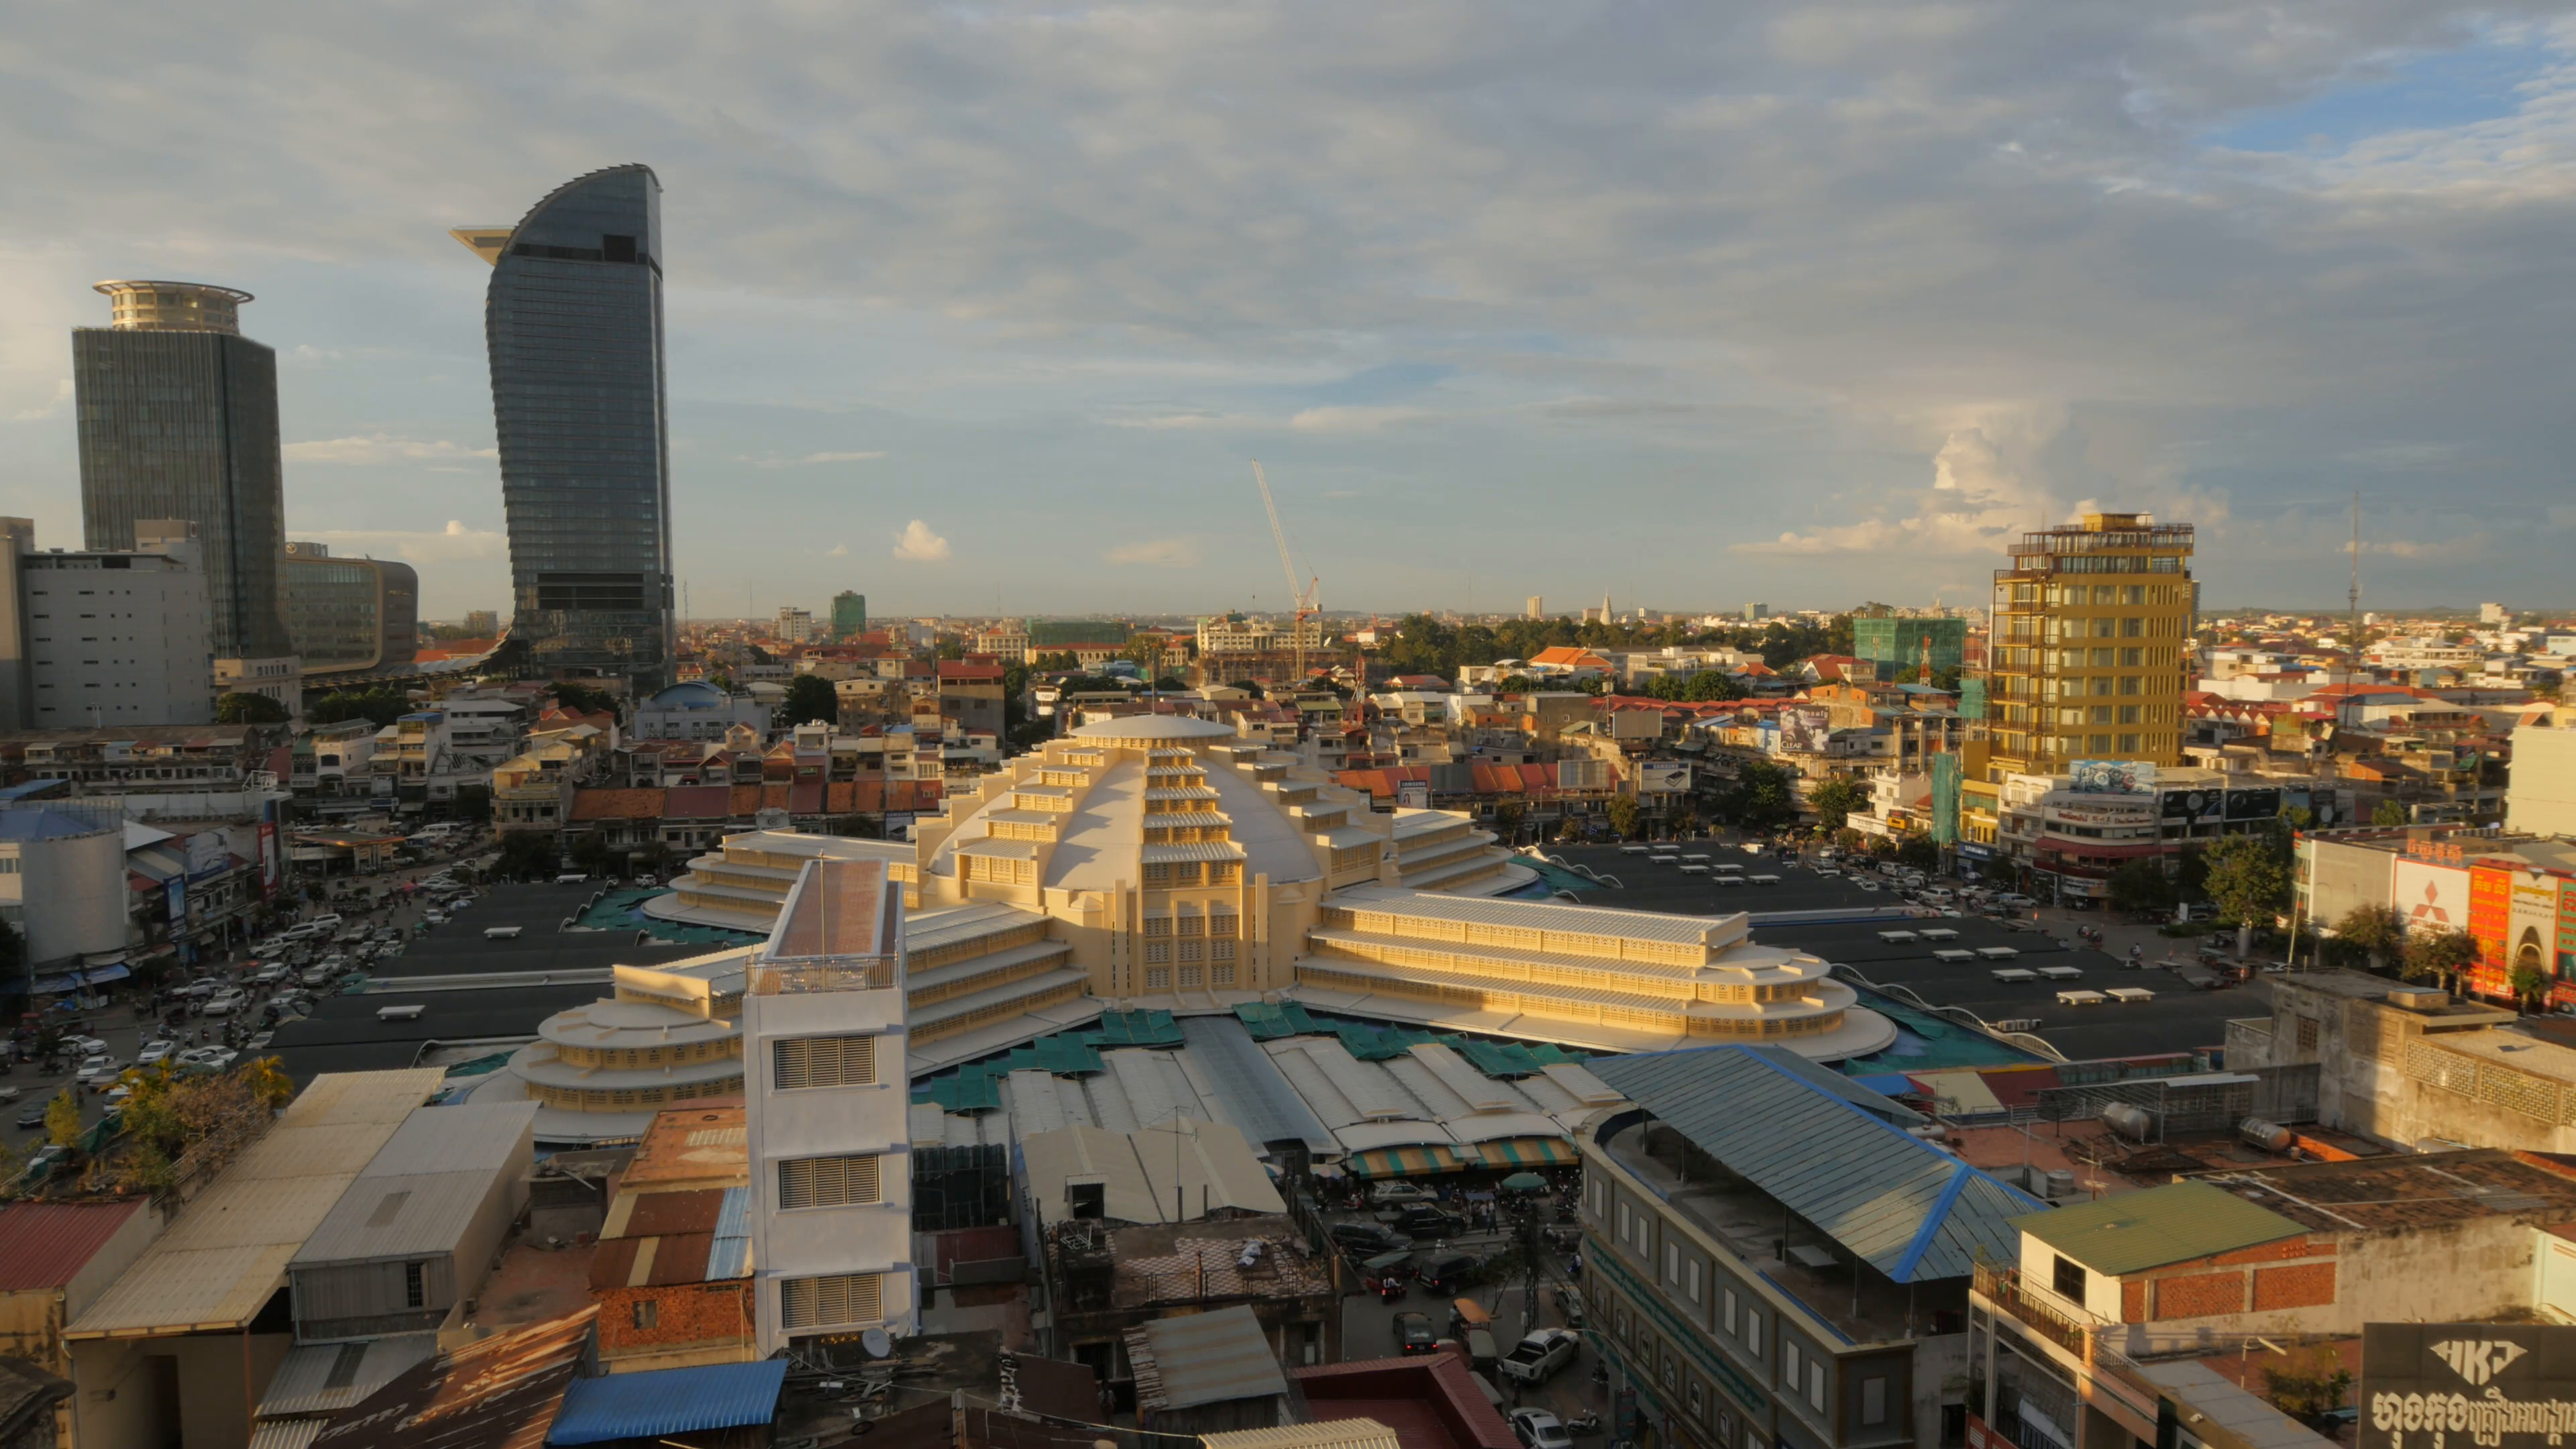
[
  {"x1": 2011, "y1": 1180, "x2": 2306, "y2": 1275},
  {"x1": 1092, "y1": 1009, "x2": 1184, "y2": 1049},
  {"x1": 1234, "y1": 1002, "x2": 1324, "y2": 1040}
]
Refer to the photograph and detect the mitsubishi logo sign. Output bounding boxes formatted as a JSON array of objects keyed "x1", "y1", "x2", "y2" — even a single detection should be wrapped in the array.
[{"x1": 2363, "y1": 1324, "x2": 2576, "y2": 1449}]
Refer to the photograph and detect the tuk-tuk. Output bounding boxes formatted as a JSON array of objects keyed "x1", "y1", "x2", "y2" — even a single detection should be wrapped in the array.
[{"x1": 1448, "y1": 1297, "x2": 1495, "y2": 1338}]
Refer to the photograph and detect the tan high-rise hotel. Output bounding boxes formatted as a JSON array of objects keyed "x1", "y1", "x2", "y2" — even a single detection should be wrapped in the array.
[{"x1": 1982, "y1": 512, "x2": 2195, "y2": 780}]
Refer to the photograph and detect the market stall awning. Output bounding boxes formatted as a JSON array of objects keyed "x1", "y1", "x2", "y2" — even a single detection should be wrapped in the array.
[
  {"x1": 1474, "y1": 1138, "x2": 1578, "y2": 1169},
  {"x1": 1346, "y1": 1144, "x2": 1466, "y2": 1178}
]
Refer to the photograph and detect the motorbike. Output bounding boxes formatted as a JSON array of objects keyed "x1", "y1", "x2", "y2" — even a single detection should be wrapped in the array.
[
  {"x1": 1566, "y1": 1412, "x2": 1603, "y2": 1436},
  {"x1": 1376, "y1": 1276, "x2": 1407, "y2": 1303}
]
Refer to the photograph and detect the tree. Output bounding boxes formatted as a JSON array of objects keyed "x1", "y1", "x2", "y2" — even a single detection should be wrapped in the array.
[
  {"x1": 1492, "y1": 801, "x2": 1525, "y2": 844},
  {"x1": 1894, "y1": 835, "x2": 1940, "y2": 872},
  {"x1": 780, "y1": 674, "x2": 839, "y2": 729},
  {"x1": 494, "y1": 831, "x2": 557, "y2": 880},
  {"x1": 44, "y1": 1090, "x2": 82, "y2": 1148},
  {"x1": 1682, "y1": 671, "x2": 1747, "y2": 702},
  {"x1": 1723, "y1": 761, "x2": 1802, "y2": 834},
  {"x1": 568, "y1": 835, "x2": 615, "y2": 875},
  {"x1": 215, "y1": 692, "x2": 288, "y2": 724},
  {"x1": 2510, "y1": 963, "x2": 2553, "y2": 1014},
  {"x1": 2402, "y1": 928, "x2": 2479, "y2": 989},
  {"x1": 1667, "y1": 802, "x2": 1700, "y2": 838},
  {"x1": 2202, "y1": 833, "x2": 2291, "y2": 958},
  {"x1": 307, "y1": 685, "x2": 413, "y2": 729},
  {"x1": 2371, "y1": 798, "x2": 2412, "y2": 827},
  {"x1": 0, "y1": 918, "x2": 19, "y2": 983},
  {"x1": 2107, "y1": 859, "x2": 2178, "y2": 916},
  {"x1": 1806, "y1": 775, "x2": 1871, "y2": 832},
  {"x1": 1605, "y1": 794, "x2": 1642, "y2": 841},
  {"x1": 2329, "y1": 905, "x2": 2406, "y2": 971}
]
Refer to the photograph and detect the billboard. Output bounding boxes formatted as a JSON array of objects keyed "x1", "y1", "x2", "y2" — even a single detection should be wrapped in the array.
[
  {"x1": 2224, "y1": 786, "x2": 2283, "y2": 822},
  {"x1": 2361, "y1": 1322, "x2": 2576, "y2": 1449},
  {"x1": 1777, "y1": 708, "x2": 1830, "y2": 755},
  {"x1": 2070, "y1": 759, "x2": 2157, "y2": 794},
  {"x1": 184, "y1": 830, "x2": 231, "y2": 881},
  {"x1": 1634, "y1": 762, "x2": 1691, "y2": 795},
  {"x1": 1397, "y1": 780, "x2": 1430, "y2": 810},
  {"x1": 2163, "y1": 786, "x2": 2224, "y2": 823},
  {"x1": 2394, "y1": 859, "x2": 2471, "y2": 936}
]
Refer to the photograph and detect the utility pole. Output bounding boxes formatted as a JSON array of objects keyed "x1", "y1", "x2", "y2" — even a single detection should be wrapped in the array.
[{"x1": 2348, "y1": 491, "x2": 2362, "y2": 682}]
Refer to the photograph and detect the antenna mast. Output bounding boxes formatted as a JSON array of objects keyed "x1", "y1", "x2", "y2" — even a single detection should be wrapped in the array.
[{"x1": 2348, "y1": 491, "x2": 2361, "y2": 681}]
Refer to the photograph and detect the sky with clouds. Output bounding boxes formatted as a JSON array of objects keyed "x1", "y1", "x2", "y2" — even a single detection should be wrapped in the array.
[{"x1": 3, "y1": 1, "x2": 2573, "y2": 621}]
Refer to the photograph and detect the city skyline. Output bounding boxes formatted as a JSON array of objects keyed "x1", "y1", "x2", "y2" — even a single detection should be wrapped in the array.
[{"x1": 5, "y1": 5, "x2": 2573, "y2": 620}]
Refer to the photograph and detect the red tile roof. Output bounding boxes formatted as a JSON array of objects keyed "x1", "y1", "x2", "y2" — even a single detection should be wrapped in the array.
[
  {"x1": 663, "y1": 784, "x2": 733, "y2": 820},
  {"x1": 0, "y1": 1201, "x2": 144, "y2": 1290},
  {"x1": 570, "y1": 788, "x2": 667, "y2": 822}
]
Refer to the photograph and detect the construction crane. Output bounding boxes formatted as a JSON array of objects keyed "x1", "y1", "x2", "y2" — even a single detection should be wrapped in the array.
[{"x1": 1249, "y1": 460, "x2": 1321, "y2": 686}]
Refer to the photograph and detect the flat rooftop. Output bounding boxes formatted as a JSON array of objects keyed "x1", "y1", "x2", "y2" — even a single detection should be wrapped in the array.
[
  {"x1": 2189, "y1": 1148, "x2": 2576, "y2": 1234},
  {"x1": 267, "y1": 981, "x2": 605, "y2": 1083},
  {"x1": 378, "y1": 881, "x2": 722, "y2": 978}
]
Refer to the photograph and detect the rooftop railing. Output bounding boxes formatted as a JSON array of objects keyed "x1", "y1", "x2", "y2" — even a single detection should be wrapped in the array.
[{"x1": 748, "y1": 953, "x2": 899, "y2": 995}]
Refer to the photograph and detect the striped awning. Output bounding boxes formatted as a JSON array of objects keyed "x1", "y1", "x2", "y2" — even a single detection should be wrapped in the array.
[
  {"x1": 1475, "y1": 1138, "x2": 1579, "y2": 1169},
  {"x1": 1346, "y1": 1145, "x2": 1466, "y2": 1178}
]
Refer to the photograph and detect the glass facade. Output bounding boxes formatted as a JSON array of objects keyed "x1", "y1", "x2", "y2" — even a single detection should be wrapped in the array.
[
  {"x1": 74, "y1": 282, "x2": 293, "y2": 661},
  {"x1": 478, "y1": 165, "x2": 674, "y2": 690},
  {"x1": 284, "y1": 543, "x2": 419, "y2": 674},
  {"x1": 831, "y1": 591, "x2": 867, "y2": 640}
]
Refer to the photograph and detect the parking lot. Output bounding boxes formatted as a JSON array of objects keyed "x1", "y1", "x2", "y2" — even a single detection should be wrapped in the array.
[
  {"x1": 374, "y1": 879, "x2": 722, "y2": 980},
  {"x1": 1544, "y1": 840, "x2": 2271, "y2": 1063}
]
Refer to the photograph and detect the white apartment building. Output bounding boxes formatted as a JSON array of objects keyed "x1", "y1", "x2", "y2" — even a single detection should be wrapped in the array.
[
  {"x1": 0, "y1": 517, "x2": 217, "y2": 729},
  {"x1": 777, "y1": 606, "x2": 818, "y2": 644},
  {"x1": 1195, "y1": 613, "x2": 1325, "y2": 656},
  {"x1": 743, "y1": 858, "x2": 917, "y2": 1354},
  {"x1": 969, "y1": 624, "x2": 1030, "y2": 661}
]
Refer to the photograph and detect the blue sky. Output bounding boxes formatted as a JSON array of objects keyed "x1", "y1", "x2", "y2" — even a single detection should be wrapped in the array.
[{"x1": 3, "y1": 2, "x2": 2573, "y2": 621}]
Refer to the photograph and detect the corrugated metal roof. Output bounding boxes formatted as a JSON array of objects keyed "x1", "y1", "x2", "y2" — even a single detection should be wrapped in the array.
[
  {"x1": 1204, "y1": 1421, "x2": 1402, "y2": 1449},
  {"x1": 545, "y1": 1358, "x2": 788, "y2": 1446},
  {"x1": 313, "y1": 1306, "x2": 592, "y2": 1449},
  {"x1": 248, "y1": 1419, "x2": 326, "y2": 1449},
  {"x1": 354, "y1": 1102, "x2": 539, "y2": 1178},
  {"x1": 1589, "y1": 1046, "x2": 2044, "y2": 1283},
  {"x1": 1140, "y1": 841, "x2": 1247, "y2": 863},
  {"x1": 256, "y1": 1334, "x2": 438, "y2": 1417},
  {"x1": 69, "y1": 1068, "x2": 448, "y2": 1338},
  {"x1": 1177, "y1": 1017, "x2": 1339, "y2": 1157},
  {"x1": 1132, "y1": 1304, "x2": 1289, "y2": 1412},
  {"x1": 294, "y1": 1169, "x2": 502, "y2": 1268},
  {"x1": 2012, "y1": 1181, "x2": 2305, "y2": 1275},
  {"x1": 0, "y1": 1201, "x2": 144, "y2": 1291}
]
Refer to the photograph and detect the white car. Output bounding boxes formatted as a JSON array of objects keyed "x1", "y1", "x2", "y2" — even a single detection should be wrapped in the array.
[
  {"x1": 423, "y1": 911, "x2": 447, "y2": 926},
  {"x1": 68, "y1": 1036, "x2": 110, "y2": 1057},
  {"x1": 1511, "y1": 1409, "x2": 1574, "y2": 1449},
  {"x1": 138, "y1": 1040, "x2": 176, "y2": 1066},
  {"x1": 201, "y1": 992, "x2": 246, "y2": 1018},
  {"x1": 309, "y1": 914, "x2": 343, "y2": 929},
  {"x1": 75, "y1": 1055, "x2": 120, "y2": 1087},
  {"x1": 1498, "y1": 1328, "x2": 1582, "y2": 1385}
]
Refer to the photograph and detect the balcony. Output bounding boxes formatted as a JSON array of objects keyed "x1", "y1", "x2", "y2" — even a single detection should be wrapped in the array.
[
  {"x1": 750, "y1": 953, "x2": 898, "y2": 995},
  {"x1": 754, "y1": 857, "x2": 904, "y2": 995}
]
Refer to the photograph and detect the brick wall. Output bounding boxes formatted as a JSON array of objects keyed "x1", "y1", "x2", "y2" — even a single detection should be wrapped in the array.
[
  {"x1": 2121, "y1": 1281, "x2": 2148, "y2": 1324},
  {"x1": 2210, "y1": 1237, "x2": 2335, "y2": 1268},
  {"x1": 595, "y1": 1279, "x2": 755, "y2": 1359},
  {"x1": 2251, "y1": 1263, "x2": 2338, "y2": 1312},
  {"x1": 2153, "y1": 1272, "x2": 2245, "y2": 1320}
]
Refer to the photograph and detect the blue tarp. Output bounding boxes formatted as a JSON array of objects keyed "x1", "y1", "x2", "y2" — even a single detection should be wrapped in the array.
[{"x1": 546, "y1": 1358, "x2": 788, "y2": 1446}]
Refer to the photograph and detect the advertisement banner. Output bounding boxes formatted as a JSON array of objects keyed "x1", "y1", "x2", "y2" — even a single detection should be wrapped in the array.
[
  {"x1": 2070, "y1": 759, "x2": 2157, "y2": 794},
  {"x1": 2509, "y1": 875, "x2": 2563, "y2": 976},
  {"x1": 1634, "y1": 762, "x2": 1691, "y2": 795},
  {"x1": 1397, "y1": 781, "x2": 1430, "y2": 810},
  {"x1": 258, "y1": 820, "x2": 280, "y2": 900},
  {"x1": 165, "y1": 874, "x2": 186, "y2": 929},
  {"x1": 1778, "y1": 708, "x2": 1830, "y2": 755},
  {"x1": 2224, "y1": 787, "x2": 2282, "y2": 822},
  {"x1": 184, "y1": 830, "x2": 230, "y2": 881},
  {"x1": 2163, "y1": 786, "x2": 2224, "y2": 823},
  {"x1": 2361, "y1": 1322, "x2": 2576, "y2": 1449},
  {"x1": 2395, "y1": 857, "x2": 2471, "y2": 936}
]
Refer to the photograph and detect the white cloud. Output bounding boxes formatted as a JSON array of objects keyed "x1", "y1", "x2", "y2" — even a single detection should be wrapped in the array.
[
  {"x1": 893, "y1": 519, "x2": 952, "y2": 562},
  {"x1": 826, "y1": 542, "x2": 849, "y2": 556},
  {"x1": 1739, "y1": 423, "x2": 2053, "y2": 556},
  {"x1": 11, "y1": 379, "x2": 69, "y2": 422},
  {"x1": 746, "y1": 450, "x2": 888, "y2": 467},
  {"x1": 1102, "y1": 412, "x2": 1257, "y2": 431},
  {"x1": 283, "y1": 435, "x2": 497, "y2": 464},
  {"x1": 1288, "y1": 406, "x2": 1432, "y2": 435},
  {"x1": 1103, "y1": 537, "x2": 1200, "y2": 568},
  {"x1": 303, "y1": 519, "x2": 507, "y2": 561}
]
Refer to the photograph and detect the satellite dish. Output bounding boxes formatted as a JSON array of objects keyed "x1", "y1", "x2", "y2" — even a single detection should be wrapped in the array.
[{"x1": 860, "y1": 1328, "x2": 892, "y2": 1359}]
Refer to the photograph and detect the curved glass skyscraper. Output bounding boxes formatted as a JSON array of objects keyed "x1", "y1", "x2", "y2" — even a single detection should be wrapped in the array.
[{"x1": 454, "y1": 164, "x2": 674, "y2": 692}]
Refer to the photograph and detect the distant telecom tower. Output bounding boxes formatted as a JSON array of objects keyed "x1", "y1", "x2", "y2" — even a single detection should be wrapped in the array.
[{"x1": 2348, "y1": 491, "x2": 2362, "y2": 678}]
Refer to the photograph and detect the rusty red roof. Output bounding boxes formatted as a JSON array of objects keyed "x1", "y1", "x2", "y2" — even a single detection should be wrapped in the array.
[
  {"x1": 662, "y1": 785, "x2": 732, "y2": 819},
  {"x1": 0, "y1": 1201, "x2": 144, "y2": 1291},
  {"x1": 570, "y1": 788, "x2": 666, "y2": 822}
]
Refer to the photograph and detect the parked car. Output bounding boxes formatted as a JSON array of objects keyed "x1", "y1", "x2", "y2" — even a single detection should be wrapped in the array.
[
  {"x1": 246, "y1": 1032, "x2": 274, "y2": 1051},
  {"x1": 423, "y1": 911, "x2": 448, "y2": 926},
  {"x1": 1511, "y1": 1409, "x2": 1574, "y2": 1449},
  {"x1": 250, "y1": 963, "x2": 289, "y2": 985},
  {"x1": 1498, "y1": 1328, "x2": 1581, "y2": 1385},
  {"x1": 138, "y1": 1040, "x2": 176, "y2": 1067},
  {"x1": 1330, "y1": 1223, "x2": 1411, "y2": 1255},
  {"x1": 14, "y1": 1107, "x2": 47, "y2": 1132},
  {"x1": 1394, "y1": 1205, "x2": 1464, "y2": 1238},
  {"x1": 68, "y1": 1036, "x2": 109, "y2": 1057},
  {"x1": 75, "y1": 1055, "x2": 120, "y2": 1088},
  {"x1": 1368, "y1": 1180, "x2": 1432, "y2": 1205},
  {"x1": 1413, "y1": 1251, "x2": 1483, "y2": 1294},
  {"x1": 201, "y1": 991, "x2": 246, "y2": 1018},
  {"x1": 1391, "y1": 1311, "x2": 1437, "y2": 1356}
]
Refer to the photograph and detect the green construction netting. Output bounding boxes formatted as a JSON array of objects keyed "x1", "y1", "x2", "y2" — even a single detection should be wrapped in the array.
[{"x1": 1234, "y1": 1002, "x2": 1324, "y2": 1040}]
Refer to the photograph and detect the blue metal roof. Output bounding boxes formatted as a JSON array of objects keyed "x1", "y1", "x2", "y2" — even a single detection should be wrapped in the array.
[
  {"x1": 1589, "y1": 1044, "x2": 2046, "y2": 1283},
  {"x1": 545, "y1": 1359, "x2": 788, "y2": 1446}
]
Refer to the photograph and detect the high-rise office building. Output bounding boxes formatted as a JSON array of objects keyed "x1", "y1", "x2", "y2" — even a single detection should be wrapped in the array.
[
  {"x1": 453, "y1": 164, "x2": 674, "y2": 692},
  {"x1": 284, "y1": 542, "x2": 420, "y2": 676},
  {"x1": 830, "y1": 591, "x2": 867, "y2": 641},
  {"x1": 1852, "y1": 614, "x2": 1968, "y2": 676},
  {"x1": 74, "y1": 280, "x2": 294, "y2": 671},
  {"x1": 1981, "y1": 512, "x2": 2195, "y2": 780}
]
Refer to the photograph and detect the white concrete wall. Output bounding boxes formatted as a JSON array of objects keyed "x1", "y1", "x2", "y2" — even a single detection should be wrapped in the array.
[
  {"x1": 1, "y1": 821, "x2": 127, "y2": 965},
  {"x1": 2510, "y1": 723, "x2": 2576, "y2": 839}
]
